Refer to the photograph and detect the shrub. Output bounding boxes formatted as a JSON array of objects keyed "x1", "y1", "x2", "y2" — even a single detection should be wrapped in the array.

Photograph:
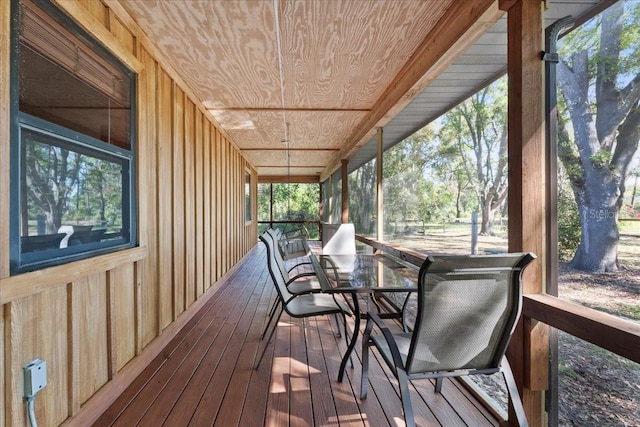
[{"x1": 558, "y1": 186, "x2": 581, "y2": 261}]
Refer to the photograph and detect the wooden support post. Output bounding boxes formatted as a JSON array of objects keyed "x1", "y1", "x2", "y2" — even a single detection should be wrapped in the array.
[
  {"x1": 341, "y1": 159, "x2": 349, "y2": 224},
  {"x1": 505, "y1": 0, "x2": 548, "y2": 425}
]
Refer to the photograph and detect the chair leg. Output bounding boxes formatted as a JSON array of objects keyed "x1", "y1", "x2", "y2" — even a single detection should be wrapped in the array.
[
  {"x1": 360, "y1": 318, "x2": 375, "y2": 399},
  {"x1": 340, "y1": 312, "x2": 353, "y2": 369},
  {"x1": 332, "y1": 313, "x2": 342, "y2": 338},
  {"x1": 360, "y1": 339, "x2": 370, "y2": 399},
  {"x1": 255, "y1": 305, "x2": 284, "y2": 369},
  {"x1": 434, "y1": 376, "x2": 444, "y2": 393},
  {"x1": 261, "y1": 298, "x2": 281, "y2": 339},
  {"x1": 397, "y1": 369, "x2": 416, "y2": 427},
  {"x1": 501, "y1": 358, "x2": 529, "y2": 427}
]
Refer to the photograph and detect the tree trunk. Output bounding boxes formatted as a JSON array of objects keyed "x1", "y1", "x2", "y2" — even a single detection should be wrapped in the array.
[
  {"x1": 480, "y1": 201, "x2": 495, "y2": 235},
  {"x1": 570, "y1": 168, "x2": 620, "y2": 272}
]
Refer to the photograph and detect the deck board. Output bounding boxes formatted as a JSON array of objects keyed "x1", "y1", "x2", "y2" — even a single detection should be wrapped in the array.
[{"x1": 93, "y1": 244, "x2": 502, "y2": 427}]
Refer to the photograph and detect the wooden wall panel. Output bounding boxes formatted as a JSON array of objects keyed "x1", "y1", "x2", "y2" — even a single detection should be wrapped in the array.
[
  {"x1": 215, "y1": 129, "x2": 222, "y2": 280},
  {"x1": 1, "y1": 2, "x2": 10, "y2": 424},
  {"x1": 6, "y1": 287, "x2": 69, "y2": 427},
  {"x1": 109, "y1": 264, "x2": 136, "y2": 372},
  {"x1": 184, "y1": 99, "x2": 196, "y2": 306},
  {"x1": 203, "y1": 122, "x2": 212, "y2": 291},
  {"x1": 221, "y1": 138, "x2": 228, "y2": 272},
  {"x1": 235, "y1": 149, "x2": 240, "y2": 261},
  {"x1": 71, "y1": 274, "x2": 109, "y2": 406},
  {"x1": 195, "y1": 110, "x2": 204, "y2": 298},
  {"x1": 138, "y1": 46, "x2": 159, "y2": 347},
  {"x1": 157, "y1": 67, "x2": 174, "y2": 330},
  {"x1": 0, "y1": 0, "x2": 11, "y2": 280},
  {"x1": 172, "y1": 86, "x2": 186, "y2": 316}
]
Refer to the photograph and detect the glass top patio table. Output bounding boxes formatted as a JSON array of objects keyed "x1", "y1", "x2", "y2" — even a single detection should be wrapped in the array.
[
  {"x1": 314, "y1": 253, "x2": 418, "y2": 381},
  {"x1": 317, "y1": 253, "x2": 418, "y2": 292}
]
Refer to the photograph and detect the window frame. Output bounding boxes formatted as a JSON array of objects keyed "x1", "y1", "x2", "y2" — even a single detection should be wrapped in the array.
[{"x1": 9, "y1": 0, "x2": 137, "y2": 274}]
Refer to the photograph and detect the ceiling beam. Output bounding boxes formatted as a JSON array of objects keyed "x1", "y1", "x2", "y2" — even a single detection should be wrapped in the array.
[
  {"x1": 258, "y1": 175, "x2": 320, "y2": 184},
  {"x1": 208, "y1": 107, "x2": 370, "y2": 113},
  {"x1": 242, "y1": 147, "x2": 339, "y2": 152},
  {"x1": 320, "y1": 0, "x2": 504, "y2": 181}
]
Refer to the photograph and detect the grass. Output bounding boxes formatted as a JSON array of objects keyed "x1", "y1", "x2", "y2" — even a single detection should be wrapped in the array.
[{"x1": 619, "y1": 304, "x2": 640, "y2": 320}]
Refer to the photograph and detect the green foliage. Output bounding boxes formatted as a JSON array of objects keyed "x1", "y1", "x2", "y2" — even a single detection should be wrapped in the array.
[
  {"x1": 589, "y1": 149, "x2": 613, "y2": 169},
  {"x1": 557, "y1": 173, "x2": 581, "y2": 261},
  {"x1": 257, "y1": 182, "x2": 319, "y2": 221}
]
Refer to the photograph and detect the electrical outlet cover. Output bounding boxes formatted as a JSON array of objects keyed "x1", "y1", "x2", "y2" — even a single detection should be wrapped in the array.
[{"x1": 23, "y1": 358, "x2": 47, "y2": 397}]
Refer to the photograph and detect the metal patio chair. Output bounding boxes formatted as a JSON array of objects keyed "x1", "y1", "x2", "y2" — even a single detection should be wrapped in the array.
[
  {"x1": 255, "y1": 233, "x2": 351, "y2": 369},
  {"x1": 264, "y1": 229, "x2": 320, "y2": 295},
  {"x1": 360, "y1": 252, "x2": 535, "y2": 427}
]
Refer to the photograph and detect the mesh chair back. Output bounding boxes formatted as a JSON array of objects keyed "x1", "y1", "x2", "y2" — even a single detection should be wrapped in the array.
[
  {"x1": 259, "y1": 233, "x2": 294, "y2": 302},
  {"x1": 264, "y1": 229, "x2": 290, "y2": 281},
  {"x1": 406, "y1": 253, "x2": 534, "y2": 375}
]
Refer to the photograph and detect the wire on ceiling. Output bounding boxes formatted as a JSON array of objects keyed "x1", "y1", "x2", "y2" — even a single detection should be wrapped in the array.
[{"x1": 273, "y1": 0, "x2": 292, "y2": 214}]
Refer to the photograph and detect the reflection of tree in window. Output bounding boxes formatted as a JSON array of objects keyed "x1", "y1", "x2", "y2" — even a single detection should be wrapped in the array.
[
  {"x1": 22, "y1": 129, "x2": 124, "y2": 238},
  {"x1": 24, "y1": 137, "x2": 81, "y2": 235}
]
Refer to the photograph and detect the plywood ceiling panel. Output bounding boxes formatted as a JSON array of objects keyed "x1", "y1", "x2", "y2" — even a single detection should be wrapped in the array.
[
  {"x1": 118, "y1": 0, "x2": 455, "y2": 176},
  {"x1": 112, "y1": 0, "x2": 602, "y2": 178}
]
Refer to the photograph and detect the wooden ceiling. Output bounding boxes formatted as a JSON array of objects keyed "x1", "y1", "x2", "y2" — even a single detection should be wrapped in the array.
[{"x1": 118, "y1": 0, "x2": 503, "y2": 180}]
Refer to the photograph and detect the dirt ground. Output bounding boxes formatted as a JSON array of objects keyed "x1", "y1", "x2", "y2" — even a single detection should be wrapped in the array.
[
  {"x1": 387, "y1": 231, "x2": 640, "y2": 426},
  {"x1": 556, "y1": 263, "x2": 640, "y2": 427}
]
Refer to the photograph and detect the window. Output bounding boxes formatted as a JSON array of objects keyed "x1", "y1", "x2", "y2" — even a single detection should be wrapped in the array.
[
  {"x1": 10, "y1": 0, "x2": 136, "y2": 274},
  {"x1": 245, "y1": 170, "x2": 251, "y2": 223}
]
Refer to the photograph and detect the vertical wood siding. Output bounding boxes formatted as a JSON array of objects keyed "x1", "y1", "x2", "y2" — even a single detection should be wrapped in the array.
[{"x1": 0, "y1": 1, "x2": 259, "y2": 425}]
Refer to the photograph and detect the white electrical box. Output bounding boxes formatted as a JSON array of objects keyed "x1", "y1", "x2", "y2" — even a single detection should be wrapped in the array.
[{"x1": 23, "y1": 358, "x2": 47, "y2": 397}]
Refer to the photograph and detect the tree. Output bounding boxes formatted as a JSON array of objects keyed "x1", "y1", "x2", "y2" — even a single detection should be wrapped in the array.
[
  {"x1": 438, "y1": 79, "x2": 509, "y2": 235},
  {"x1": 382, "y1": 126, "x2": 439, "y2": 235},
  {"x1": 557, "y1": 1, "x2": 640, "y2": 272}
]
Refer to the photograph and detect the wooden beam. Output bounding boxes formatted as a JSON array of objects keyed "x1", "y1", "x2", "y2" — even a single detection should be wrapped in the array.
[
  {"x1": 320, "y1": 0, "x2": 502, "y2": 181},
  {"x1": 505, "y1": 0, "x2": 547, "y2": 425},
  {"x1": 355, "y1": 234, "x2": 427, "y2": 267},
  {"x1": 498, "y1": 0, "x2": 520, "y2": 12},
  {"x1": 208, "y1": 107, "x2": 370, "y2": 113},
  {"x1": 258, "y1": 175, "x2": 320, "y2": 184}
]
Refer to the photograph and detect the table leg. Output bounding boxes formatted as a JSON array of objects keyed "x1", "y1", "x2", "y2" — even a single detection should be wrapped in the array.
[{"x1": 338, "y1": 293, "x2": 361, "y2": 382}]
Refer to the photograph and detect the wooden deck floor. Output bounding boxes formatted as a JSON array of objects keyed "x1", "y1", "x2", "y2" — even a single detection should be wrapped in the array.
[{"x1": 92, "y1": 244, "x2": 502, "y2": 427}]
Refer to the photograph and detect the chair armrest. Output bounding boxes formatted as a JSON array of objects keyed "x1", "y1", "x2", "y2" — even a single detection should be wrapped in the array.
[
  {"x1": 287, "y1": 261, "x2": 312, "y2": 274},
  {"x1": 286, "y1": 271, "x2": 316, "y2": 285}
]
